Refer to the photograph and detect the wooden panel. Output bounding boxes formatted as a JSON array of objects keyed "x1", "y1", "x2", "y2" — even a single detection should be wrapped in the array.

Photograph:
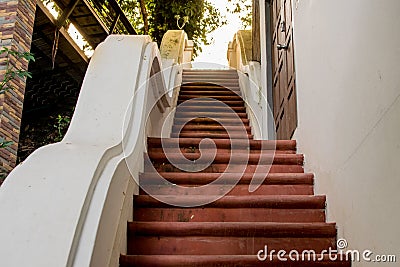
[
  {"x1": 273, "y1": 71, "x2": 280, "y2": 120},
  {"x1": 287, "y1": 81, "x2": 297, "y2": 138},
  {"x1": 252, "y1": 0, "x2": 261, "y2": 62},
  {"x1": 286, "y1": 34, "x2": 294, "y2": 86},
  {"x1": 278, "y1": 54, "x2": 287, "y2": 109},
  {"x1": 271, "y1": 0, "x2": 297, "y2": 140}
]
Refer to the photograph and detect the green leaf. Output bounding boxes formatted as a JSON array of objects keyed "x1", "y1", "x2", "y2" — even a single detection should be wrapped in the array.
[{"x1": 0, "y1": 137, "x2": 13, "y2": 149}]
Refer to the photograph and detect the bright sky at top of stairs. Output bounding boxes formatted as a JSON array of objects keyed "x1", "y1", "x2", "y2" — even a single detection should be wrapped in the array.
[{"x1": 193, "y1": 0, "x2": 249, "y2": 69}]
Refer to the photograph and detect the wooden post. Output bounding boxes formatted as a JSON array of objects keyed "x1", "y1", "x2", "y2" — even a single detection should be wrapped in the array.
[{"x1": 252, "y1": 0, "x2": 261, "y2": 62}]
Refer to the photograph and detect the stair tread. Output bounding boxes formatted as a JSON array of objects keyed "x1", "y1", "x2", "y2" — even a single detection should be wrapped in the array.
[
  {"x1": 133, "y1": 207, "x2": 324, "y2": 223},
  {"x1": 175, "y1": 111, "x2": 247, "y2": 116},
  {"x1": 134, "y1": 195, "x2": 326, "y2": 208},
  {"x1": 139, "y1": 184, "x2": 313, "y2": 196},
  {"x1": 120, "y1": 254, "x2": 351, "y2": 267},
  {"x1": 179, "y1": 94, "x2": 241, "y2": 98},
  {"x1": 148, "y1": 148, "x2": 296, "y2": 155},
  {"x1": 172, "y1": 125, "x2": 251, "y2": 130},
  {"x1": 147, "y1": 163, "x2": 304, "y2": 173},
  {"x1": 177, "y1": 100, "x2": 244, "y2": 106},
  {"x1": 147, "y1": 152, "x2": 304, "y2": 165},
  {"x1": 181, "y1": 80, "x2": 239, "y2": 82},
  {"x1": 129, "y1": 221, "x2": 337, "y2": 237},
  {"x1": 174, "y1": 117, "x2": 250, "y2": 124},
  {"x1": 148, "y1": 138, "x2": 296, "y2": 150},
  {"x1": 180, "y1": 87, "x2": 240, "y2": 90},
  {"x1": 176, "y1": 106, "x2": 246, "y2": 111},
  {"x1": 172, "y1": 133, "x2": 253, "y2": 139},
  {"x1": 140, "y1": 172, "x2": 314, "y2": 185},
  {"x1": 179, "y1": 95, "x2": 242, "y2": 98}
]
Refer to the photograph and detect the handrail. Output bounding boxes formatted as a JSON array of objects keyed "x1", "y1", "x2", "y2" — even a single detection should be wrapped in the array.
[
  {"x1": 0, "y1": 31, "x2": 193, "y2": 267},
  {"x1": 227, "y1": 30, "x2": 271, "y2": 140},
  {"x1": 227, "y1": 30, "x2": 252, "y2": 69},
  {"x1": 160, "y1": 30, "x2": 190, "y2": 64}
]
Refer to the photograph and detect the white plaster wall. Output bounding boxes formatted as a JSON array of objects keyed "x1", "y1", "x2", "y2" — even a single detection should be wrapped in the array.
[{"x1": 292, "y1": 0, "x2": 400, "y2": 264}]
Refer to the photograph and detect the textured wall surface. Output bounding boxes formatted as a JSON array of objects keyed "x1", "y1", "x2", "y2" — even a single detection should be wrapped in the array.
[
  {"x1": 292, "y1": 0, "x2": 400, "y2": 265},
  {"x1": 0, "y1": 0, "x2": 36, "y2": 172}
]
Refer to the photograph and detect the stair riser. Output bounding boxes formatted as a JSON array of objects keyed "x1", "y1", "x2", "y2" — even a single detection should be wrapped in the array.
[
  {"x1": 182, "y1": 72, "x2": 238, "y2": 75},
  {"x1": 180, "y1": 87, "x2": 241, "y2": 93},
  {"x1": 147, "y1": 138, "x2": 296, "y2": 151},
  {"x1": 174, "y1": 119, "x2": 250, "y2": 126},
  {"x1": 171, "y1": 131, "x2": 252, "y2": 136},
  {"x1": 183, "y1": 70, "x2": 238, "y2": 72},
  {"x1": 174, "y1": 124, "x2": 250, "y2": 130},
  {"x1": 138, "y1": 184, "x2": 313, "y2": 196},
  {"x1": 182, "y1": 78, "x2": 239, "y2": 81},
  {"x1": 182, "y1": 81, "x2": 239, "y2": 85},
  {"x1": 177, "y1": 100, "x2": 244, "y2": 107},
  {"x1": 171, "y1": 125, "x2": 251, "y2": 132},
  {"x1": 178, "y1": 96, "x2": 243, "y2": 101},
  {"x1": 182, "y1": 73, "x2": 238, "y2": 76},
  {"x1": 140, "y1": 173, "x2": 314, "y2": 185},
  {"x1": 148, "y1": 148, "x2": 296, "y2": 155},
  {"x1": 120, "y1": 255, "x2": 351, "y2": 267},
  {"x1": 179, "y1": 91, "x2": 241, "y2": 96},
  {"x1": 181, "y1": 84, "x2": 240, "y2": 88},
  {"x1": 171, "y1": 133, "x2": 253, "y2": 139},
  {"x1": 174, "y1": 112, "x2": 248, "y2": 118},
  {"x1": 145, "y1": 164, "x2": 304, "y2": 173},
  {"x1": 172, "y1": 131, "x2": 252, "y2": 136},
  {"x1": 182, "y1": 79, "x2": 239, "y2": 82},
  {"x1": 128, "y1": 237, "x2": 337, "y2": 255},
  {"x1": 121, "y1": 255, "x2": 351, "y2": 267},
  {"x1": 175, "y1": 106, "x2": 246, "y2": 112},
  {"x1": 147, "y1": 153, "x2": 304, "y2": 165},
  {"x1": 134, "y1": 195, "x2": 326, "y2": 209},
  {"x1": 133, "y1": 208, "x2": 325, "y2": 223}
]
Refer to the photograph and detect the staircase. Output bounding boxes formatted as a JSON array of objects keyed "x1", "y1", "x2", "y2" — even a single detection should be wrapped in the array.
[{"x1": 119, "y1": 70, "x2": 350, "y2": 266}]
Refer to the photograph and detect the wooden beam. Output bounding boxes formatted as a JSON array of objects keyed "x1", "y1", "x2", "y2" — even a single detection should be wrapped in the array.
[
  {"x1": 109, "y1": 14, "x2": 120, "y2": 34},
  {"x1": 33, "y1": 25, "x2": 87, "y2": 78},
  {"x1": 87, "y1": 32, "x2": 108, "y2": 38},
  {"x1": 30, "y1": 42, "x2": 83, "y2": 79},
  {"x1": 107, "y1": 0, "x2": 137, "y2": 34},
  {"x1": 80, "y1": 0, "x2": 109, "y2": 31},
  {"x1": 252, "y1": 0, "x2": 261, "y2": 62},
  {"x1": 36, "y1": 1, "x2": 89, "y2": 63},
  {"x1": 56, "y1": 0, "x2": 81, "y2": 28}
]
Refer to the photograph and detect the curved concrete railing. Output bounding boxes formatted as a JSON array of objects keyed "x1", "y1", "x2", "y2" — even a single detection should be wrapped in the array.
[
  {"x1": 0, "y1": 31, "x2": 193, "y2": 267},
  {"x1": 227, "y1": 30, "x2": 252, "y2": 69},
  {"x1": 228, "y1": 30, "x2": 272, "y2": 140}
]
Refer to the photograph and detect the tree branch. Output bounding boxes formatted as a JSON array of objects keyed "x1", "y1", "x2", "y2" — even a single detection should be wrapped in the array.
[{"x1": 139, "y1": 0, "x2": 149, "y2": 34}]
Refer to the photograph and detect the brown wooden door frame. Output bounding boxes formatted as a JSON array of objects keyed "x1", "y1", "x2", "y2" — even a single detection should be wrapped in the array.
[{"x1": 268, "y1": 0, "x2": 297, "y2": 140}]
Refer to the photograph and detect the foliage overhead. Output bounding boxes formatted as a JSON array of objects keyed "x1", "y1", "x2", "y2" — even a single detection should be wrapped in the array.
[
  {"x1": 227, "y1": 0, "x2": 252, "y2": 29},
  {"x1": 118, "y1": 0, "x2": 226, "y2": 56}
]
